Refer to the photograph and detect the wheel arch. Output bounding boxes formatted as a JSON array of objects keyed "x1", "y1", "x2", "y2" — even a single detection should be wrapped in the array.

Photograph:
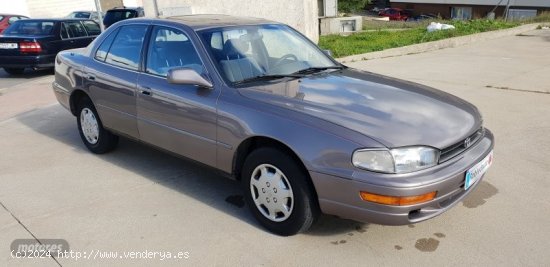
[
  {"x1": 232, "y1": 136, "x2": 320, "y2": 205},
  {"x1": 233, "y1": 136, "x2": 307, "y2": 180},
  {"x1": 69, "y1": 89, "x2": 91, "y2": 116}
]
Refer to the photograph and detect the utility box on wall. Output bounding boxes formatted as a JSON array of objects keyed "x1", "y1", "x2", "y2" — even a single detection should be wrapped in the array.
[{"x1": 319, "y1": 16, "x2": 362, "y2": 35}]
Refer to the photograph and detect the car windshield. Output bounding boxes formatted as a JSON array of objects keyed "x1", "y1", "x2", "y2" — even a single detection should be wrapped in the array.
[
  {"x1": 67, "y1": 12, "x2": 90, "y2": 19},
  {"x1": 199, "y1": 24, "x2": 338, "y2": 84},
  {"x1": 3, "y1": 20, "x2": 55, "y2": 36}
]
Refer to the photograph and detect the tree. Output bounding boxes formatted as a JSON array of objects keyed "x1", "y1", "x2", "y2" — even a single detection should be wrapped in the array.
[{"x1": 338, "y1": 0, "x2": 371, "y2": 13}]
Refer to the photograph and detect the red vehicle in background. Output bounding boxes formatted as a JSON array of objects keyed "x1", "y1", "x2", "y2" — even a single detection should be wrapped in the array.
[
  {"x1": 0, "y1": 14, "x2": 29, "y2": 34},
  {"x1": 378, "y1": 8, "x2": 409, "y2": 21}
]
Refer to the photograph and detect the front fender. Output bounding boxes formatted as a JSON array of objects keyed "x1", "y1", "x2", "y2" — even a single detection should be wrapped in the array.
[{"x1": 216, "y1": 90, "x2": 384, "y2": 179}]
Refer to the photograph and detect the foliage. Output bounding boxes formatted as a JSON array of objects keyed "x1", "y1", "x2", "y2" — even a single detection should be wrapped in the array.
[{"x1": 338, "y1": 0, "x2": 371, "y2": 13}]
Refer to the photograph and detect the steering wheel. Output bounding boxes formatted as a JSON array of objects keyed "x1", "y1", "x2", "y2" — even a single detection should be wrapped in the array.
[{"x1": 273, "y1": 54, "x2": 298, "y2": 68}]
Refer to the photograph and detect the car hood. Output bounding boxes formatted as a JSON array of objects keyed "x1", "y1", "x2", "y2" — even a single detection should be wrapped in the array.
[{"x1": 238, "y1": 68, "x2": 482, "y2": 149}]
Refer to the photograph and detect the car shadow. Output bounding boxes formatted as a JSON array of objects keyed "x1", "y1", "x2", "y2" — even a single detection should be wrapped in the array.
[
  {"x1": 15, "y1": 104, "x2": 363, "y2": 236},
  {"x1": 0, "y1": 68, "x2": 53, "y2": 79}
]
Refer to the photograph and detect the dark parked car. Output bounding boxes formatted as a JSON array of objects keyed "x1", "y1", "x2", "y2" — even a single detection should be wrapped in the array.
[
  {"x1": 407, "y1": 13, "x2": 438, "y2": 22},
  {"x1": 0, "y1": 14, "x2": 29, "y2": 34},
  {"x1": 103, "y1": 7, "x2": 144, "y2": 28},
  {"x1": 52, "y1": 15, "x2": 494, "y2": 236},
  {"x1": 66, "y1": 11, "x2": 105, "y2": 24},
  {"x1": 0, "y1": 18, "x2": 100, "y2": 74}
]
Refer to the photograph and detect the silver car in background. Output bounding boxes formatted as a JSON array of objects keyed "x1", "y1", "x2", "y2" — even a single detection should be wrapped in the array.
[{"x1": 52, "y1": 15, "x2": 494, "y2": 236}]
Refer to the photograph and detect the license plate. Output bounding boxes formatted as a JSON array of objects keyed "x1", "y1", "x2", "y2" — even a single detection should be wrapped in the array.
[
  {"x1": 465, "y1": 150, "x2": 493, "y2": 190},
  {"x1": 0, "y1": 43, "x2": 18, "y2": 49}
]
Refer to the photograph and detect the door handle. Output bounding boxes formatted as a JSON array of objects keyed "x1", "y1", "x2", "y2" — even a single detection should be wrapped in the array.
[
  {"x1": 86, "y1": 74, "x2": 96, "y2": 81},
  {"x1": 138, "y1": 86, "x2": 152, "y2": 96}
]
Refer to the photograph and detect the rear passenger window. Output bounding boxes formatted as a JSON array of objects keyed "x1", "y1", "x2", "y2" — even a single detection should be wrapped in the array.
[
  {"x1": 82, "y1": 21, "x2": 101, "y2": 36},
  {"x1": 94, "y1": 28, "x2": 119, "y2": 62},
  {"x1": 63, "y1": 22, "x2": 88, "y2": 38},
  {"x1": 146, "y1": 27, "x2": 203, "y2": 77},
  {"x1": 105, "y1": 25, "x2": 148, "y2": 71},
  {"x1": 8, "y1": 16, "x2": 21, "y2": 25},
  {"x1": 60, "y1": 24, "x2": 69, "y2": 39}
]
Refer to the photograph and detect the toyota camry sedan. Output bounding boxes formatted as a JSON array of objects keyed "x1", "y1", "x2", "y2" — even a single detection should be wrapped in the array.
[{"x1": 52, "y1": 15, "x2": 494, "y2": 236}]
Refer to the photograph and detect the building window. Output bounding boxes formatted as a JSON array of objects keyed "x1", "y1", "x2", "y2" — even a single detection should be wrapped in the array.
[{"x1": 451, "y1": 7, "x2": 472, "y2": 20}]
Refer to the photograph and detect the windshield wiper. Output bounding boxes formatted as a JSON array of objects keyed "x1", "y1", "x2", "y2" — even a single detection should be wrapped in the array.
[
  {"x1": 292, "y1": 66, "x2": 344, "y2": 75},
  {"x1": 233, "y1": 74, "x2": 303, "y2": 85}
]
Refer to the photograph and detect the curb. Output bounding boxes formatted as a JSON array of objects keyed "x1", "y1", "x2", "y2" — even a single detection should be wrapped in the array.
[{"x1": 336, "y1": 23, "x2": 541, "y2": 63}]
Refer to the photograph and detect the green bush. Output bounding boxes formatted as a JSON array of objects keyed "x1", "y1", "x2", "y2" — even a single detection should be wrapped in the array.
[{"x1": 338, "y1": 0, "x2": 371, "y2": 13}]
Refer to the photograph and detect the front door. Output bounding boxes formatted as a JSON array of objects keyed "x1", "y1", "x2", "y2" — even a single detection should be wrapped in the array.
[{"x1": 137, "y1": 26, "x2": 220, "y2": 167}]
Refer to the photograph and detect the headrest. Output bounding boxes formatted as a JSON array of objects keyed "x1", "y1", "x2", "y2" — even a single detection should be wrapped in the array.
[{"x1": 223, "y1": 38, "x2": 249, "y2": 59}]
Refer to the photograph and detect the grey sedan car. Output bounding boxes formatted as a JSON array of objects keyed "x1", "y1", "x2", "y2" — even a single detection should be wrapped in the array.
[{"x1": 52, "y1": 15, "x2": 494, "y2": 236}]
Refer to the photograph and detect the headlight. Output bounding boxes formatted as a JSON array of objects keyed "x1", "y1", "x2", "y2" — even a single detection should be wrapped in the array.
[{"x1": 352, "y1": 147, "x2": 439, "y2": 174}]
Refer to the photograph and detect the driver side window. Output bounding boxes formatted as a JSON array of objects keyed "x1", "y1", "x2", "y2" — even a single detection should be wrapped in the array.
[{"x1": 146, "y1": 26, "x2": 203, "y2": 77}]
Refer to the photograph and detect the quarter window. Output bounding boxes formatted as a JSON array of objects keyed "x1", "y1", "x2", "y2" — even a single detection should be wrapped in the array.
[
  {"x1": 60, "y1": 24, "x2": 69, "y2": 39},
  {"x1": 62, "y1": 21, "x2": 88, "y2": 38},
  {"x1": 104, "y1": 25, "x2": 148, "y2": 71},
  {"x1": 94, "y1": 28, "x2": 119, "y2": 62},
  {"x1": 146, "y1": 27, "x2": 203, "y2": 77},
  {"x1": 82, "y1": 21, "x2": 101, "y2": 35}
]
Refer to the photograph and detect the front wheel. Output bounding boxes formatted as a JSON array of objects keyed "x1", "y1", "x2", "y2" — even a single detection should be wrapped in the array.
[
  {"x1": 242, "y1": 147, "x2": 319, "y2": 236},
  {"x1": 76, "y1": 97, "x2": 118, "y2": 154}
]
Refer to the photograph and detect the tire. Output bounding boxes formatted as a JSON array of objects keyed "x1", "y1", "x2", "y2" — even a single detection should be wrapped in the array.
[
  {"x1": 241, "y1": 147, "x2": 319, "y2": 236},
  {"x1": 3, "y1": 68, "x2": 25, "y2": 75},
  {"x1": 76, "y1": 97, "x2": 118, "y2": 154}
]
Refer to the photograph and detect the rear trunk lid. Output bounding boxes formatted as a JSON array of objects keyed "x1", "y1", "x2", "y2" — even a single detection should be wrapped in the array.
[{"x1": 0, "y1": 35, "x2": 57, "y2": 56}]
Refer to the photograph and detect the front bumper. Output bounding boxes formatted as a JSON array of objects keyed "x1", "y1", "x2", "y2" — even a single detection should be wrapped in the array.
[
  {"x1": 0, "y1": 54, "x2": 55, "y2": 69},
  {"x1": 311, "y1": 129, "x2": 495, "y2": 225}
]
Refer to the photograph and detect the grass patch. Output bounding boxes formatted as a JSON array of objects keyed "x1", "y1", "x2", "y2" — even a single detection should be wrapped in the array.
[
  {"x1": 320, "y1": 19, "x2": 521, "y2": 58},
  {"x1": 362, "y1": 20, "x2": 432, "y2": 30}
]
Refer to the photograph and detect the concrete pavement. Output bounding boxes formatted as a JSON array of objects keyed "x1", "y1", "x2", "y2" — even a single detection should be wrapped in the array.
[{"x1": 1, "y1": 29, "x2": 549, "y2": 266}]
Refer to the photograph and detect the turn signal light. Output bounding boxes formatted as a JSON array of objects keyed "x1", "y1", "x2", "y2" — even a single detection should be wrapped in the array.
[
  {"x1": 360, "y1": 191, "x2": 437, "y2": 206},
  {"x1": 19, "y1": 42, "x2": 42, "y2": 53}
]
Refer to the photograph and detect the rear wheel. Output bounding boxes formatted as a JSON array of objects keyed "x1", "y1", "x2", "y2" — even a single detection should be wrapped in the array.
[
  {"x1": 241, "y1": 147, "x2": 319, "y2": 236},
  {"x1": 3, "y1": 68, "x2": 25, "y2": 75},
  {"x1": 76, "y1": 97, "x2": 118, "y2": 154}
]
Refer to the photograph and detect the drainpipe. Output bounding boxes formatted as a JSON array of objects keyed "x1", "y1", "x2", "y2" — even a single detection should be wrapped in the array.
[
  {"x1": 93, "y1": 0, "x2": 105, "y2": 31},
  {"x1": 504, "y1": 0, "x2": 512, "y2": 21},
  {"x1": 152, "y1": 0, "x2": 160, "y2": 18}
]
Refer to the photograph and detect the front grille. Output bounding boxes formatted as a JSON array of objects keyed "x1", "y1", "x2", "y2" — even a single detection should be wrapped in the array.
[{"x1": 439, "y1": 127, "x2": 484, "y2": 163}]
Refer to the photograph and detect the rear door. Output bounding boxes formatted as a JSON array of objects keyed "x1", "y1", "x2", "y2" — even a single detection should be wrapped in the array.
[
  {"x1": 60, "y1": 21, "x2": 91, "y2": 49},
  {"x1": 84, "y1": 24, "x2": 149, "y2": 138}
]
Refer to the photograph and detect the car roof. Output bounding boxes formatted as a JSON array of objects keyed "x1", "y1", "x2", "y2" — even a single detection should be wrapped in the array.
[
  {"x1": 0, "y1": 14, "x2": 28, "y2": 17},
  {"x1": 107, "y1": 7, "x2": 143, "y2": 11},
  {"x1": 15, "y1": 18, "x2": 92, "y2": 22},
  {"x1": 163, "y1": 14, "x2": 276, "y2": 30}
]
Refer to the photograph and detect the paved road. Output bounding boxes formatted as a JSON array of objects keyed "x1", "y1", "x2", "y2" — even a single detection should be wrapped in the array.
[
  {"x1": 0, "y1": 68, "x2": 53, "y2": 90},
  {"x1": 0, "y1": 29, "x2": 549, "y2": 266}
]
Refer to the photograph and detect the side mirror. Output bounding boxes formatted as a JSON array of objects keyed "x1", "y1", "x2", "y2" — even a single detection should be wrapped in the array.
[
  {"x1": 167, "y1": 67, "x2": 213, "y2": 88},
  {"x1": 323, "y1": 49, "x2": 333, "y2": 57}
]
